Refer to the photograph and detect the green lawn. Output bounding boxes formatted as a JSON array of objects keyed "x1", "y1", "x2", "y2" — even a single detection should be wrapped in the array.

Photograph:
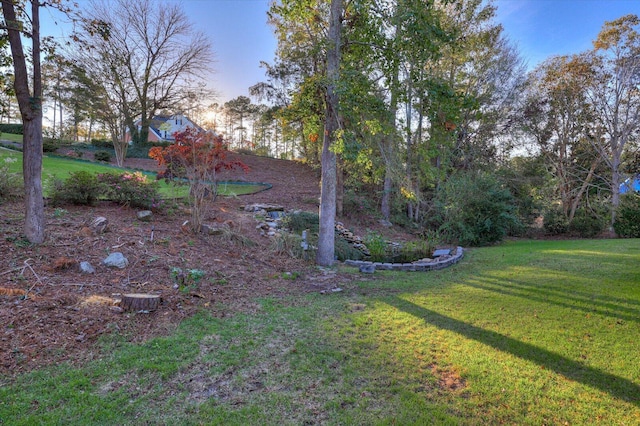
[
  {"x1": 0, "y1": 147, "x2": 268, "y2": 198},
  {"x1": 1, "y1": 239, "x2": 638, "y2": 425},
  {"x1": 0, "y1": 133, "x2": 24, "y2": 143}
]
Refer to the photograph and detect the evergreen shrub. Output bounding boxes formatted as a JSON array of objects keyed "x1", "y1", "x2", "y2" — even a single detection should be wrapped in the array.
[
  {"x1": 50, "y1": 171, "x2": 102, "y2": 206},
  {"x1": 614, "y1": 194, "x2": 640, "y2": 237},
  {"x1": 96, "y1": 172, "x2": 161, "y2": 209},
  {"x1": 94, "y1": 150, "x2": 111, "y2": 162},
  {"x1": 434, "y1": 171, "x2": 521, "y2": 246}
]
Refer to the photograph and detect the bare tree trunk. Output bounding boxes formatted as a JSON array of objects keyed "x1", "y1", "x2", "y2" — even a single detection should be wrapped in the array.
[
  {"x1": 336, "y1": 159, "x2": 344, "y2": 217},
  {"x1": 316, "y1": 0, "x2": 342, "y2": 266},
  {"x1": 610, "y1": 152, "x2": 622, "y2": 228},
  {"x1": 381, "y1": 165, "x2": 392, "y2": 221},
  {"x1": 2, "y1": 0, "x2": 45, "y2": 243},
  {"x1": 568, "y1": 157, "x2": 600, "y2": 222}
]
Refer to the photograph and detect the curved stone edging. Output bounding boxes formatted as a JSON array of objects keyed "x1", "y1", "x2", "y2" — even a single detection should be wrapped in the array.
[{"x1": 344, "y1": 246, "x2": 464, "y2": 272}]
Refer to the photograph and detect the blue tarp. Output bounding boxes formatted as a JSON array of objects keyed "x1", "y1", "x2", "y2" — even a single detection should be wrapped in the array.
[{"x1": 620, "y1": 176, "x2": 640, "y2": 194}]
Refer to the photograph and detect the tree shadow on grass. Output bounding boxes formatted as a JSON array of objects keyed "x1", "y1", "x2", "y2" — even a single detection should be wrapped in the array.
[
  {"x1": 464, "y1": 273, "x2": 640, "y2": 323},
  {"x1": 387, "y1": 297, "x2": 640, "y2": 407}
]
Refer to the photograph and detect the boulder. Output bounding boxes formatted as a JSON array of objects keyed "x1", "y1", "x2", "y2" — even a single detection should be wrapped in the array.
[{"x1": 102, "y1": 252, "x2": 129, "y2": 269}]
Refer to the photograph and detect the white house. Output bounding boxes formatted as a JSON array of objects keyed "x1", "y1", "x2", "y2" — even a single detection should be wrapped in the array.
[{"x1": 125, "y1": 114, "x2": 205, "y2": 143}]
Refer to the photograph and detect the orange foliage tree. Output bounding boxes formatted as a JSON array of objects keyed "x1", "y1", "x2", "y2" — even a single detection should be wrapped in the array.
[{"x1": 149, "y1": 127, "x2": 248, "y2": 232}]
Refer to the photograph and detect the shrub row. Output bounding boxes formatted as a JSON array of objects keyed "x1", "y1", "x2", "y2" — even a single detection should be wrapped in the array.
[
  {"x1": 0, "y1": 123, "x2": 23, "y2": 135},
  {"x1": 50, "y1": 170, "x2": 161, "y2": 210}
]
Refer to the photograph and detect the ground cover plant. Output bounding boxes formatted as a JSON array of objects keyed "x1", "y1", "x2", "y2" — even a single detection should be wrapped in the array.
[
  {"x1": 0, "y1": 147, "x2": 266, "y2": 199},
  {"x1": 0, "y1": 239, "x2": 638, "y2": 425}
]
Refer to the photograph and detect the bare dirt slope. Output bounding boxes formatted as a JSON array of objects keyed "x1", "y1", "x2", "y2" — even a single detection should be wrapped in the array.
[{"x1": 0, "y1": 153, "x2": 400, "y2": 375}]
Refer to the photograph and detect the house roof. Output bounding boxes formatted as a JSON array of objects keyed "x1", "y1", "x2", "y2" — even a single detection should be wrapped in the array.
[{"x1": 142, "y1": 114, "x2": 205, "y2": 141}]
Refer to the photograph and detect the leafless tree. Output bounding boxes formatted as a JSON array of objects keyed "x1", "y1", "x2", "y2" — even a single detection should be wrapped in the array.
[{"x1": 77, "y1": 0, "x2": 213, "y2": 146}]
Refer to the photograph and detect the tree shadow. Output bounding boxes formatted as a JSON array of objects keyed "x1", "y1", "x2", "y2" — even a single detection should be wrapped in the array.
[
  {"x1": 387, "y1": 297, "x2": 640, "y2": 406},
  {"x1": 464, "y1": 273, "x2": 640, "y2": 323}
]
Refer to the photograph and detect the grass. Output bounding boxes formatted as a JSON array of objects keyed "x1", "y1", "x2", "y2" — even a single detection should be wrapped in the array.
[
  {"x1": 0, "y1": 133, "x2": 24, "y2": 143},
  {"x1": 1, "y1": 240, "x2": 639, "y2": 424},
  {"x1": 0, "y1": 147, "x2": 268, "y2": 198}
]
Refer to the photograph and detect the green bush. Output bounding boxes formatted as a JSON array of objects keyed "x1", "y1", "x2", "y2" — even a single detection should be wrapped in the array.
[
  {"x1": 0, "y1": 123, "x2": 23, "y2": 135},
  {"x1": 394, "y1": 239, "x2": 434, "y2": 263},
  {"x1": 50, "y1": 171, "x2": 103, "y2": 206},
  {"x1": 434, "y1": 171, "x2": 521, "y2": 246},
  {"x1": 335, "y1": 236, "x2": 364, "y2": 261},
  {"x1": 42, "y1": 138, "x2": 60, "y2": 153},
  {"x1": 614, "y1": 194, "x2": 640, "y2": 237},
  {"x1": 364, "y1": 231, "x2": 387, "y2": 262},
  {"x1": 96, "y1": 172, "x2": 161, "y2": 209},
  {"x1": 128, "y1": 141, "x2": 172, "y2": 158},
  {"x1": 91, "y1": 138, "x2": 112, "y2": 149},
  {"x1": 543, "y1": 208, "x2": 569, "y2": 235},
  {"x1": 94, "y1": 150, "x2": 111, "y2": 162},
  {"x1": 282, "y1": 211, "x2": 320, "y2": 234},
  {"x1": 0, "y1": 163, "x2": 23, "y2": 201},
  {"x1": 568, "y1": 209, "x2": 605, "y2": 238}
]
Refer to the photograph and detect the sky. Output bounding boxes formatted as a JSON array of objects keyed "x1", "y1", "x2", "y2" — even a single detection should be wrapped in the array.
[
  {"x1": 494, "y1": 0, "x2": 640, "y2": 69},
  {"x1": 40, "y1": 0, "x2": 277, "y2": 104},
  {"x1": 39, "y1": 0, "x2": 640, "y2": 105}
]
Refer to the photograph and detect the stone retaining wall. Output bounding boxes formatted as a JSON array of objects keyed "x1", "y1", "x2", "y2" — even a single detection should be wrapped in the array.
[{"x1": 344, "y1": 246, "x2": 464, "y2": 272}]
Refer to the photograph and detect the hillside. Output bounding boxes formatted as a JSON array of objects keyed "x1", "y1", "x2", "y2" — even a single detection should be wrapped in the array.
[{"x1": 0, "y1": 152, "x2": 407, "y2": 374}]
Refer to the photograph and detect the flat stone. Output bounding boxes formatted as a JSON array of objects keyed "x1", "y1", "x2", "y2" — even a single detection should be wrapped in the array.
[
  {"x1": 102, "y1": 252, "x2": 128, "y2": 269},
  {"x1": 433, "y1": 249, "x2": 451, "y2": 257},
  {"x1": 245, "y1": 203, "x2": 284, "y2": 212}
]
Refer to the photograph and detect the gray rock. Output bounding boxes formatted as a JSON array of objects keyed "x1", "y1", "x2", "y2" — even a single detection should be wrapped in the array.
[
  {"x1": 79, "y1": 261, "x2": 95, "y2": 274},
  {"x1": 433, "y1": 249, "x2": 452, "y2": 257},
  {"x1": 268, "y1": 211, "x2": 286, "y2": 219},
  {"x1": 201, "y1": 224, "x2": 224, "y2": 235},
  {"x1": 90, "y1": 216, "x2": 109, "y2": 234},
  {"x1": 359, "y1": 264, "x2": 376, "y2": 274},
  {"x1": 245, "y1": 203, "x2": 284, "y2": 212},
  {"x1": 137, "y1": 210, "x2": 153, "y2": 222},
  {"x1": 102, "y1": 252, "x2": 129, "y2": 269}
]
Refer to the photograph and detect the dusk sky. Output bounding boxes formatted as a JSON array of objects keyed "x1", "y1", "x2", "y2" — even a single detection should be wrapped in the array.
[{"x1": 41, "y1": 0, "x2": 640, "y2": 104}]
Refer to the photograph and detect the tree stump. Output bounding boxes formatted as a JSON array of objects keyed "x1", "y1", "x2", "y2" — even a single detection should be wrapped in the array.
[{"x1": 120, "y1": 293, "x2": 161, "y2": 312}]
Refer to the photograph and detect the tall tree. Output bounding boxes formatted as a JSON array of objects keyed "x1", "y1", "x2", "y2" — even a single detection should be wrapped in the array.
[
  {"x1": 586, "y1": 14, "x2": 640, "y2": 228},
  {"x1": 2, "y1": 0, "x2": 45, "y2": 243},
  {"x1": 522, "y1": 55, "x2": 602, "y2": 223},
  {"x1": 317, "y1": 0, "x2": 343, "y2": 266},
  {"x1": 79, "y1": 0, "x2": 212, "y2": 145},
  {"x1": 224, "y1": 96, "x2": 257, "y2": 148}
]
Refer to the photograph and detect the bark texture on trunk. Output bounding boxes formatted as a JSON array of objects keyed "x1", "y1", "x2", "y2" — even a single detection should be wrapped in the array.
[
  {"x1": 316, "y1": 0, "x2": 342, "y2": 266},
  {"x1": 2, "y1": 0, "x2": 45, "y2": 243}
]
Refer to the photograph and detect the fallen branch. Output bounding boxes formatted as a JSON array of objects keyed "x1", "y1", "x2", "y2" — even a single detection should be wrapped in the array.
[{"x1": 21, "y1": 259, "x2": 45, "y2": 296}]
